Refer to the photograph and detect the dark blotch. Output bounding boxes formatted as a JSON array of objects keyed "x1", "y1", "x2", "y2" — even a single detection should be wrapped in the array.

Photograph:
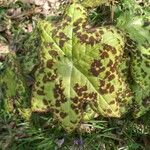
[
  {"x1": 37, "y1": 90, "x2": 45, "y2": 95},
  {"x1": 46, "y1": 59, "x2": 54, "y2": 69},
  {"x1": 90, "y1": 59, "x2": 103, "y2": 77}
]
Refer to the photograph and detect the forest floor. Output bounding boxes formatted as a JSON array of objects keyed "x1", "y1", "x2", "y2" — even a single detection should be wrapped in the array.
[{"x1": 0, "y1": 0, "x2": 150, "y2": 150}]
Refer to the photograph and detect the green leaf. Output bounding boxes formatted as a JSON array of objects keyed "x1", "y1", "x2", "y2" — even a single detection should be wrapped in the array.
[
  {"x1": 116, "y1": 0, "x2": 150, "y2": 45},
  {"x1": 116, "y1": 0, "x2": 150, "y2": 117},
  {"x1": 31, "y1": 2, "x2": 132, "y2": 132},
  {"x1": 117, "y1": 12, "x2": 150, "y2": 45},
  {"x1": 130, "y1": 45, "x2": 150, "y2": 117},
  {"x1": 0, "y1": 51, "x2": 29, "y2": 116}
]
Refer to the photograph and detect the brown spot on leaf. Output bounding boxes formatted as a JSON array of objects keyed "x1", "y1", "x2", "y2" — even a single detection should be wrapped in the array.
[
  {"x1": 63, "y1": 22, "x2": 69, "y2": 27},
  {"x1": 82, "y1": 21, "x2": 87, "y2": 28},
  {"x1": 109, "y1": 85, "x2": 115, "y2": 93},
  {"x1": 43, "y1": 70, "x2": 57, "y2": 83},
  {"x1": 99, "y1": 87, "x2": 107, "y2": 94},
  {"x1": 59, "y1": 40, "x2": 66, "y2": 48},
  {"x1": 37, "y1": 90, "x2": 45, "y2": 95},
  {"x1": 73, "y1": 26, "x2": 80, "y2": 32},
  {"x1": 73, "y1": 18, "x2": 83, "y2": 26},
  {"x1": 66, "y1": 16, "x2": 71, "y2": 22},
  {"x1": 60, "y1": 112, "x2": 67, "y2": 118},
  {"x1": 107, "y1": 60, "x2": 113, "y2": 67},
  {"x1": 99, "y1": 80, "x2": 105, "y2": 86},
  {"x1": 48, "y1": 50, "x2": 58, "y2": 57},
  {"x1": 142, "y1": 96, "x2": 150, "y2": 108},
  {"x1": 41, "y1": 86, "x2": 44, "y2": 90},
  {"x1": 36, "y1": 81, "x2": 40, "y2": 86},
  {"x1": 76, "y1": 29, "x2": 100, "y2": 45},
  {"x1": 108, "y1": 74, "x2": 115, "y2": 81},
  {"x1": 70, "y1": 120, "x2": 78, "y2": 124},
  {"x1": 109, "y1": 100, "x2": 115, "y2": 105},
  {"x1": 95, "y1": 32, "x2": 100, "y2": 37},
  {"x1": 81, "y1": 34, "x2": 88, "y2": 41},
  {"x1": 59, "y1": 32, "x2": 67, "y2": 39},
  {"x1": 39, "y1": 68, "x2": 44, "y2": 73},
  {"x1": 107, "y1": 109, "x2": 112, "y2": 114},
  {"x1": 71, "y1": 97, "x2": 79, "y2": 103},
  {"x1": 74, "y1": 108, "x2": 80, "y2": 114},
  {"x1": 88, "y1": 36, "x2": 95, "y2": 46},
  {"x1": 43, "y1": 99, "x2": 49, "y2": 105},
  {"x1": 105, "y1": 71, "x2": 111, "y2": 78},
  {"x1": 43, "y1": 75, "x2": 48, "y2": 83},
  {"x1": 86, "y1": 28, "x2": 96, "y2": 33},
  {"x1": 55, "y1": 100, "x2": 61, "y2": 107},
  {"x1": 74, "y1": 83, "x2": 87, "y2": 96},
  {"x1": 101, "y1": 51, "x2": 109, "y2": 59},
  {"x1": 99, "y1": 30, "x2": 104, "y2": 35},
  {"x1": 52, "y1": 29, "x2": 57, "y2": 37},
  {"x1": 111, "y1": 47, "x2": 117, "y2": 54},
  {"x1": 90, "y1": 59, "x2": 103, "y2": 77},
  {"x1": 115, "y1": 107, "x2": 119, "y2": 112},
  {"x1": 53, "y1": 80, "x2": 67, "y2": 104},
  {"x1": 71, "y1": 104, "x2": 76, "y2": 110},
  {"x1": 110, "y1": 66, "x2": 115, "y2": 73},
  {"x1": 106, "y1": 83, "x2": 111, "y2": 89},
  {"x1": 46, "y1": 59, "x2": 54, "y2": 69},
  {"x1": 103, "y1": 44, "x2": 117, "y2": 54},
  {"x1": 89, "y1": 92, "x2": 97, "y2": 99},
  {"x1": 54, "y1": 109, "x2": 59, "y2": 114}
]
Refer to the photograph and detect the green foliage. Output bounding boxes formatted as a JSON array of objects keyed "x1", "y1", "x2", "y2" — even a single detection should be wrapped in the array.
[
  {"x1": 1, "y1": 0, "x2": 150, "y2": 132},
  {"x1": 0, "y1": 110, "x2": 149, "y2": 150},
  {"x1": 116, "y1": 0, "x2": 150, "y2": 45},
  {"x1": 0, "y1": 0, "x2": 150, "y2": 149},
  {"x1": 0, "y1": 51, "x2": 29, "y2": 113},
  {"x1": 81, "y1": 0, "x2": 110, "y2": 8},
  {"x1": 28, "y1": 2, "x2": 134, "y2": 132},
  {"x1": 116, "y1": 0, "x2": 150, "y2": 117}
]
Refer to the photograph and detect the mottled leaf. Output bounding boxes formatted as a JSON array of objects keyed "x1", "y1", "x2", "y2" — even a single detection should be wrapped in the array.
[
  {"x1": 31, "y1": 2, "x2": 132, "y2": 132},
  {"x1": 0, "y1": 50, "x2": 29, "y2": 118}
]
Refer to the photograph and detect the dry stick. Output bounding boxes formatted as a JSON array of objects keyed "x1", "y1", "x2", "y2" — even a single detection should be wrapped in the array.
[{"x1": 8, "y1": 7, "x2": 42, "y2": 19}]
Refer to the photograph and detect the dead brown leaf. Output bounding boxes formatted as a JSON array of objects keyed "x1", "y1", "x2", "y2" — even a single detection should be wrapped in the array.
[
  {"x1": 7, "y1": 8, "x2": 22, "y2": 18},
  {"x1": 21, "y1": 0, "x2": 47, "y2": 6},
  {"x1": 0, "y1": 43, "x2": 9, "y2": 53}
]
